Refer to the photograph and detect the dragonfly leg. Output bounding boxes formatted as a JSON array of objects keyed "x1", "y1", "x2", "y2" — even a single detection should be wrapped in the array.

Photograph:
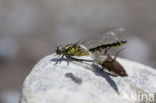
[{"x1": 55, "y1": 55, "x2": 65, "y2": 64}]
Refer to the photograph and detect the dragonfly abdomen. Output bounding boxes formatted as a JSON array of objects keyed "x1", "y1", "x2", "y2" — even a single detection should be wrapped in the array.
[{"x1": 89, "y1": 40, "x2": 127, "y2": 52}]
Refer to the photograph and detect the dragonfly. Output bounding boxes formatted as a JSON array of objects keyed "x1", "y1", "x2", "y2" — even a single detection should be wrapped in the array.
[{"x1": 55, "y1": 27, "x2": 127, "y2": 64}]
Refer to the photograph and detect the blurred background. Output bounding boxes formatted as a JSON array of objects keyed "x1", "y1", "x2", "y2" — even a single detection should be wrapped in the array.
[{"x1": 0, "y1": 0, "x2": 156, "y2": 103}]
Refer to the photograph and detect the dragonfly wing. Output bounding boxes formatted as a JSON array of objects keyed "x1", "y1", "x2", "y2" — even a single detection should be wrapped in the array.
[{"x1": 79, "y1": 27, "x2": 127, "y2": 49}]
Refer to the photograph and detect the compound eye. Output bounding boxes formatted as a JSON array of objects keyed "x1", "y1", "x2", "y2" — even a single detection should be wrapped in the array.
[{"x1": 56, "y1": 46, "x2": 62, "y2": 54}]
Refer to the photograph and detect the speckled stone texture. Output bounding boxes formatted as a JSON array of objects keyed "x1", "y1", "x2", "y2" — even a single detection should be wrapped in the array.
[{"x1": 20, "y1": 54, "x2": 156, "y2": 103}]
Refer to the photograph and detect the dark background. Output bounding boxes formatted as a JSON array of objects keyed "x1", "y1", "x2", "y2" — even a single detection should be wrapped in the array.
[{"x1": 0, "y1": 0, "x2": 156, "y2": 103}]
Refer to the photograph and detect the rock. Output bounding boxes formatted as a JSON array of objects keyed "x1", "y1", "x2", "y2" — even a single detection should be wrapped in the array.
[{"x1": 20, "y1": 54, "x2": 156, "y2": 103}]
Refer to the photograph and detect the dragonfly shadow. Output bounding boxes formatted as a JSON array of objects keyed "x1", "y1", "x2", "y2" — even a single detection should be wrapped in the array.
[
  {"x1": 51, "y1": 57, "x2": 119, "y2": 94},
  {"x1": 51, "y1": 57, "x2": 84, "y2": 65},
  {"x1": 51, "y1": 57, "x2": 67, "y2": 62},
  {"x1": 92, "y1": 64, "x2": 119, "y2": 94}
]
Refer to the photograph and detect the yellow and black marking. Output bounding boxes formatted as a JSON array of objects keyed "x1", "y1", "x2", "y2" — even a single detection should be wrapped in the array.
[
  {"x1": 56, "y1": 40, "x2": 127, "y2": 57},
  {"x1": 89, "y1": 40, "x2": 127, "y2": 52},
  {"x1": 55, "y1": 44, "x2": 93, "y2": 64},
  {"x1": 55, "y1": 41, "x2": 127, "y2": 64},
  {"x1": 61, "y1": 44, "x2": 89, "y2": 56},
  {"x1": 55, "y1": 27, "x2": 128, "y2": 64}
]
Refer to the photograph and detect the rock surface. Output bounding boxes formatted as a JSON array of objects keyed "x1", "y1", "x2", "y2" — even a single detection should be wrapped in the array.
[{"x1": 20, "y1": 54, "x2": 156, "y2": 103}]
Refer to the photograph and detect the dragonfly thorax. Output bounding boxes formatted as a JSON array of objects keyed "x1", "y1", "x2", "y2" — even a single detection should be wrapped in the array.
[{"x1": 55, "y1": 44, "x2": 90, "y2": 56}]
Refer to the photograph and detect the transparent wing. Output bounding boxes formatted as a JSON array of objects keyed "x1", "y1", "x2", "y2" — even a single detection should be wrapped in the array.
[{"x1": 78, "y1": 27, "x2": 127, "y2": 49}]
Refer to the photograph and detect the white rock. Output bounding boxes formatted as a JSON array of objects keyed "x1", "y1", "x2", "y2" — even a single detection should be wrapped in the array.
[{"x1": 20, "y1": 54, "x2": 156, "y2": 103}]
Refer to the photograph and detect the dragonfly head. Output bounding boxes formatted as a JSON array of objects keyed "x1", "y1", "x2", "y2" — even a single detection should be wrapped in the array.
[{"x1": 56, "y1": 45, "x2": 62, "y2": 55}]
